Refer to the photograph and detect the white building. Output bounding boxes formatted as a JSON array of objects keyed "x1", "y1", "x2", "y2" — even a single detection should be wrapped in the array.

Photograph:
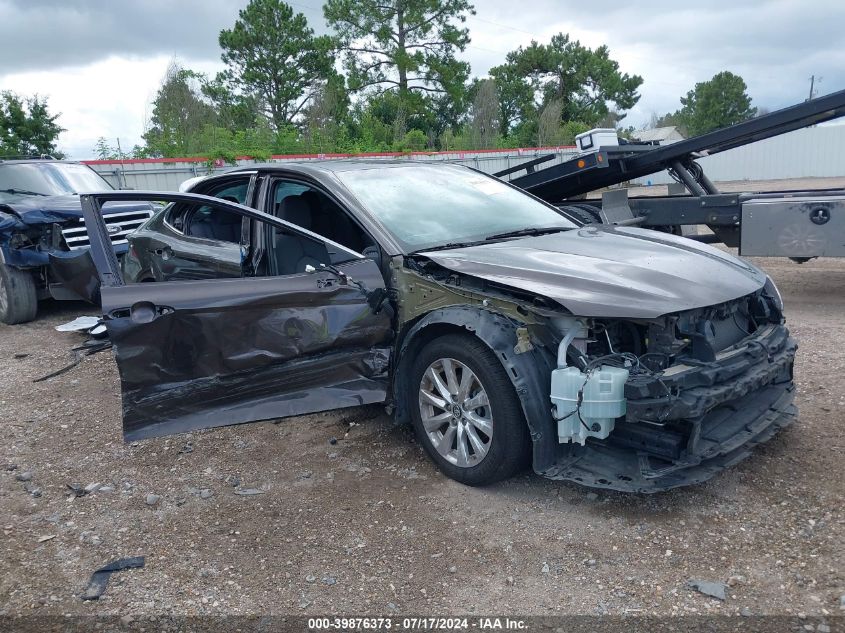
[{"x1": 633, "y1": 126, "x2": 686, "y2": 145}]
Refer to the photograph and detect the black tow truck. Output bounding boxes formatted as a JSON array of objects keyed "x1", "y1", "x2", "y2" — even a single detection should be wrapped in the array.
[{"x1": 499, "y1": 88, "x2": 845, "y2": 261}]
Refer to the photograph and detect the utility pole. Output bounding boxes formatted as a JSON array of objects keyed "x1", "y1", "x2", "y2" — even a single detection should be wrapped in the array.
[{"x1": 807, "y1": 75, "x2": 822, "y2": 101}]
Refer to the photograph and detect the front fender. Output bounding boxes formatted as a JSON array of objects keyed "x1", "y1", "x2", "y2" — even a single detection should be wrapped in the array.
[
  {"x1": 393, "y1": 306, "x2": 559, "y2": 475},
  {"x1": 48, "y1": 249, "x2": 100, "y2": 303}
]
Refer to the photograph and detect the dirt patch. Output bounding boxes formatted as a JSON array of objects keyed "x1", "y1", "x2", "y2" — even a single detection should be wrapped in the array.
[{"x1": 1, "y1": 258, "x2": 843, "y2": 617}]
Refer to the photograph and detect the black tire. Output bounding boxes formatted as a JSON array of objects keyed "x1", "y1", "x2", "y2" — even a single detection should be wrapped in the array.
[
  {"x1": 408, "y1": 333, "x2": 531, "y2": 486},
  {"x1": 0, "y1": 264, "x2": 38, "y2": 325}
]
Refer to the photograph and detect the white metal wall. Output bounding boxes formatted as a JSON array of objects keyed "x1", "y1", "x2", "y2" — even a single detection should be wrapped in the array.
[
  {"x1": 633, "y1": 124, "x2": 845, "y2": 185},
  {"x1": 86, "y1": 123, "x2": 845, "y2": 191},
  {"x1": 86, "y1": 148, "x2": 581, "y2": 192}
]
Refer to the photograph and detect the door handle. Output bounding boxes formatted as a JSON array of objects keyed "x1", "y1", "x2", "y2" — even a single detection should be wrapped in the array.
[
  {"x1": 127, "y1": 301, "x2": 173, "y2": 324},
  {"x1": 149, "y1": 246, "x2": 173, "y2": 260}
]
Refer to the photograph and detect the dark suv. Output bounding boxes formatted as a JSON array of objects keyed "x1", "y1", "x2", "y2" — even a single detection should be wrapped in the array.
[{"x1": 0, "y1": 159, "x2": 154, "y2": 323}]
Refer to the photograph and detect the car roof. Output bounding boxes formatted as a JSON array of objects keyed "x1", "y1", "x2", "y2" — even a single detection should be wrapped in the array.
[
  {"x1": 225, "y1": 159, "x2": 466, "y2": 177},
  {"x1": 0, "y1": 159, "x2": 85, "y2": 165}
]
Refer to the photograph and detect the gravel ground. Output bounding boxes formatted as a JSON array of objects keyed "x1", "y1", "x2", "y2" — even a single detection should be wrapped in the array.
[{"x1": 0, "y1": 254, "x2": 843, "y2": 620}]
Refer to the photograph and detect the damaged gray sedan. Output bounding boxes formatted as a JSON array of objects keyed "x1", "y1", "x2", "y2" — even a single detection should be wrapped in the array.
[{"x1": 74, "y1": 161, "x2": 796, "y2": 492}]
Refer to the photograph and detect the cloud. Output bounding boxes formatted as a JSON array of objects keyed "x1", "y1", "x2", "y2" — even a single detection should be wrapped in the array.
[
  {"x1": 1, "y1": 0, "x2": 843, "y2": 157},
  {"x1": 2, "y1": 55, "x2": 224, "y2": 158},
  {"x1": 461, "y1": 0, "x2": 845, "y2": 121}
]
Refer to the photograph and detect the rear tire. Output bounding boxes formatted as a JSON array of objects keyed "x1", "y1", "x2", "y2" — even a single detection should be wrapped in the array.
[
  {"x1": 0, "y1": 264, "x2": 38, "y2": 325},
  {"x1": 408, "y1": 333, "x2": 530, "y2": 486}
]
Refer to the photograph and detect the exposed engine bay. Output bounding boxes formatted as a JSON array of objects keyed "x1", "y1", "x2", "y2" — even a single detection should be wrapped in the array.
[{"x1": 545, "y1": 287, "x2": 796, "y2": 492}]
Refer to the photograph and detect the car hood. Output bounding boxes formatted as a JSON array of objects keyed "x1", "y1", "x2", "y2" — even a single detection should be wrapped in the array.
[
  {"x1": 1, "y1": 194, "x2": 153, "y2": 226},
  {"x1": 418, "y1": 225, "x2": 767, "y2": 318}
]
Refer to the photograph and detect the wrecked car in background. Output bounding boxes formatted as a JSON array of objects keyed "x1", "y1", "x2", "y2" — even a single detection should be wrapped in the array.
[
  {"x1": 0, "y1": 158, "x2": 154, "y2": 324},
  {"x1": 73, "y1": 162, "x2": 796, "y2": 492}
]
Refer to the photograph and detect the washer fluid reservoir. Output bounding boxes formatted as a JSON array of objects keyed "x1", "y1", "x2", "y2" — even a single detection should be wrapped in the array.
[{"x1": 551, "y1": 365, "x2": 629, "y2": 445}]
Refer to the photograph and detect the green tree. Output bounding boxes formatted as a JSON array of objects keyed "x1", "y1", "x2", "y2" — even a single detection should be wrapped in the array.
[
  {"x1": 324, "y1": 0, "x2": 474, "y2": 141},
  {"x1": 360, "y1": 91, "x2": 436, "y2": 143},
  {"x1": 142, "y1": 61, "x2": 218, "y2": 157},
  {"x1": 647, "y1": 111, "x2": 685, "y2": 131},
  {"x1": 93, "y1": 137, "x2": 120, "y2": 160},
  {"x1": 487, "y1": 65, "x2": 534, "y2": 136},
  {"x1": 218, "y1": 0, "x2": 335, "y2": 130},
  {"x1": 302, "y1": 74, "x2": 351, "y2": 153},
  {"x1": 201, "y1": 76, "x2": 263, "y2": 132},
  {"x1": 467, "y1": 78, "x2": 499, "y2": 149},
  {"x1": 677, "y1": 71, "x2": 756, "y2": 136},
  {"x1": 398, "y1": 128, "x2": 427, "y2": 151},
  {"x1": 498, "y1": 33, "x2": 643, "y2": 129},
  {"x1": 0, "y1": 92, "x2": 64, "y2": 158}
]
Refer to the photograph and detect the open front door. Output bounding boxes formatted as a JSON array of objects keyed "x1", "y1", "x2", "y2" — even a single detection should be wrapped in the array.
[{"x1": 81, "y1": 192, "x2": 393, "y2": 441}]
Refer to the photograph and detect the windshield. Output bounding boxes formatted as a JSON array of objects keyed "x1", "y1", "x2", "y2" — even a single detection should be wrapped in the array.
[
  {"x1": 335, "y1": 164, "x2": 576, "y2": 251},
  {"x1": 0, "y1": 163, "x2": 113, "y2": 202}
]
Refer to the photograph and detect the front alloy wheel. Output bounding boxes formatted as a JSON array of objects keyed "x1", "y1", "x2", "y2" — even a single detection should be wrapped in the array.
[
  {"x1": 419, "y1": 358, "x2": 493, "y2": 468},
  {"x1": 409, "y1": 333, "x2": 530, "y2": 485}
]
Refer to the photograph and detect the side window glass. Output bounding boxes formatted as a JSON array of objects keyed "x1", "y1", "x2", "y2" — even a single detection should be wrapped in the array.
[
  {"x1": 123, "y1": 199, "x2": 247, "y2": 284},
  {"x1": 270, "y1": 180, "x2": 374, "y2": 255},
  {"x1": 163, "y1": 203, "x2": 185, "y2": 231},
  {"x1": 209, "y1": 181, "x2": 249, "y2": 205},
  {"x1": 183, "y1": 206, "x2": 243, "y2": 243},
  {"x1": 273, "y1": 182, "x2": 309, "y2": 215},
  {"x1": 266, "y1": 218, "x2": 331, "y2": 277},
  {"x1": 166, "y1": 178, "x2": 250, "y2": 234}
]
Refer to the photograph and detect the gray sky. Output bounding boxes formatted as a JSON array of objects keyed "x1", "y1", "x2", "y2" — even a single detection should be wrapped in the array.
[{"x1": 1, "y1": 0, "x2": 843, "y2": 158}]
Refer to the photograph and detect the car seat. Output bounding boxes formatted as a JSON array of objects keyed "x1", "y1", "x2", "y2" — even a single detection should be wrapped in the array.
[
  {"x1": 301, "y1": 189, "x2": 366, "y2": 252},
  {"x1": 275, "y1": 196, "x2": 330, "y2": 274},
  {"x1": 187, "y1": 207, "x2": 242, "y2": 242}
]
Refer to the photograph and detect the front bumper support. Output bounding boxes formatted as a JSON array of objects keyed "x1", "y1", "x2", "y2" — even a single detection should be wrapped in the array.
[{"x1": 540, "y1": 324, "x2": 797, "y2": 492}]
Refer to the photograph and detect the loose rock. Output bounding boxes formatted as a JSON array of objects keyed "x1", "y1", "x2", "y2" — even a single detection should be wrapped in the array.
[
  {"x1": 145, "y1": 494, "x2": 161, "y2": 506},
  {"x1": 80, "y1": 531, "x2": 102, "y2": 546},
  {"x1": 15, "y1": 471, "x2": 33, "y2": 482},
  {"x1": 687, "y1": 579, "x2": 727, "y2": 601}
]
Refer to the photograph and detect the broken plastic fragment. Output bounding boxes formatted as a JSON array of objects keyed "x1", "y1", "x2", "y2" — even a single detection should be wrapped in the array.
[
  {"x1": 55, "y1": 316, "x2": 101, "y2": 332},
  {"x1": 82, "y1": 556, "x2": 145, "y2": 600}
]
